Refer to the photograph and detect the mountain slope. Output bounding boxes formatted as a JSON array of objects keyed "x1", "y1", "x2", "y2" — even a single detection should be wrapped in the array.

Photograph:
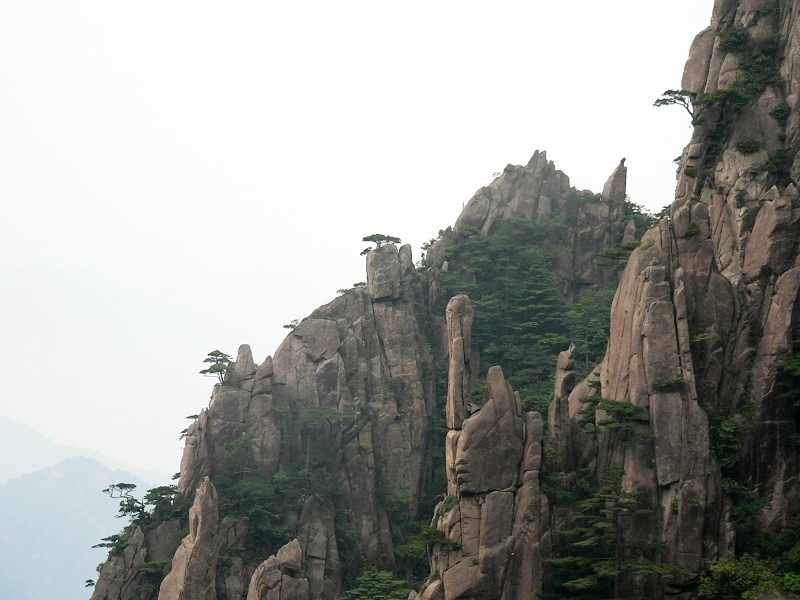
[
  {"x1": 86, "y1": 1, "x2": 800, "y2": 598},
  {"x1": 0, "y1": 457, "x2": 150, "y2": 600},
  {"x1": 0, "y1": 415, "x2": 170, "y2": 484}
]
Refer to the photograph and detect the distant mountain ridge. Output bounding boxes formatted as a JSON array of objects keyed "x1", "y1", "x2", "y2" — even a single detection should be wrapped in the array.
[
  {"x1": 0, "y1": 415, "x2": 171, "y2": 484},
  {"x1": 0, "y1": 456, "x2": 153, "y2": 600}
]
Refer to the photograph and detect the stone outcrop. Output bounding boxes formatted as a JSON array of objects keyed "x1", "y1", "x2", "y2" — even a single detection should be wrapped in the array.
[
  {"x1": 426, "y1": 150, "x2": 644, "y2": 305},
  {"x1": 158, "y1": 477, "x2": 219, "y2": 600},
  {"x1": 430, "y1": 151, "x2": 642, "y2": 301},
  {"x1": 91, "y1": 520, "x2": 182, "y2": 600},
  {"x1": 542, "y1": 0, "x2": 800, "y2": 594},
  {"x1": 246, "y1": 499, "x2": 340, "y2": 600},
  {"x1": 418, "y1": 296, "x2": 549, "y2": 600},
  {"x1": 155, "y1": 243, "x2": 433, "y2": 599},
  {"x1": 246, "y1": 540, "x2": 309, "y2": 600},
  {"x1": 91, "y1": 4, "x2": 800, "y2": 596}
]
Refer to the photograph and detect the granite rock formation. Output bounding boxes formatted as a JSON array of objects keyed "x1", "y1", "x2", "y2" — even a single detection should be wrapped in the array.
[
  {"x1": 428, "y1": 150, "x2": 635, "y2": 301},
  {"x1": 421, "y1": 1, "x2": 800, "y2": 596},
  {"x1": 158, "y1": 477, "x2": 220, "y2": 600},
  {"x1": 414, "y1": 296, "x2": 550, "y2": 600},
  {"x1": 88, "y1": 3, "x2": 800, "y2": 593},
  {"x1": 91, "y1": 519, "x2": 183, "y2": 600},
  {"x1": 89, "y1": 153, "x2": 655, "y2": 599},
  {"x1": 185, "y1": 245, "x2": 431, "y2": 597}
]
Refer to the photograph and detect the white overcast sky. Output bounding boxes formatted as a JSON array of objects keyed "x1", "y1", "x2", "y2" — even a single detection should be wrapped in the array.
[{"x1": 1, "y1": 2, "x2": 710, "y2": 476}]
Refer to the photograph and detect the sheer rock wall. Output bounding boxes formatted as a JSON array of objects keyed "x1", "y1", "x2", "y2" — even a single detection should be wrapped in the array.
[
  {"x1": 88, "y1": 5, "x2": 800, "y2": 591},
  {"x1": 548, "y1": 0, "x2": 800, "y2": 594},
  {"x1": 429, "y1": 150, "x2": 635, "y2": 301},
  {"x1": 415, "y1": 296, "x2": 550, "y2": 600},
  {"x1": 173, "y1": 243, "x2": 435, "y2": 599}
]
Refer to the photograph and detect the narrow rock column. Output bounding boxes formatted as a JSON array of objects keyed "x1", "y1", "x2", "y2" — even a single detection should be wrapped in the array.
[
  {"x1": 158, "y1": 477, "x2": 219, "y2": 600},
  {"x1": 445, "y1": 295, "x2": 473, "y2": 429},
  {"x1": 444, "y1": 295, "x2": 473, "y2": 497},
  {"x1": 601, "y1": 158, "x2": 627, "y2": 215}
]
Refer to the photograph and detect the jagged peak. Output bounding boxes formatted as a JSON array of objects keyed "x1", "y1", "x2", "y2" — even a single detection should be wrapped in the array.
[{"x1": 601, "y1": 158, "x2": 627, "y2": 214}]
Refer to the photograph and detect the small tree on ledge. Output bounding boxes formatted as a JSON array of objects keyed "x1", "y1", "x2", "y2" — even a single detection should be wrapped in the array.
[
  {"x1": 200, "y1": 350, "x2": 233, "y2": 384},
  {"x1": 360, "y1": 233, "x2": 401, "y2": 255}
]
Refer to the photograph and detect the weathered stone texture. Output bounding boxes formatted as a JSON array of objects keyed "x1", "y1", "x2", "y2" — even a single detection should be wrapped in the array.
[
  {"x1": 420, "y1": 299, "x2": 548, "y2": 600},
  {"x1": 158, "y1": 477, "x2": 219, "y2": 600},
  {"x1": 425, "y1": 152, "x2": 638, "y2": 302},
  {"x1": 166, "y1": 243, "x2": 434, "y2": 598}
]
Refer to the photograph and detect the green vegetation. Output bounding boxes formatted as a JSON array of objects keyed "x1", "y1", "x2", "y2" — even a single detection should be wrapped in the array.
[
  {"x1": 598, "y1": 240, "x2": 641, "y2": 261},
  {"x1": 135, "y1": 559, "x2": 171, "y2": 597},
  {"x1": 578, "y1": 397, "x2": 647, "y2": 446},
  {"x1": 718, "y1": 26, "x2": 749, "y2": 54},
  {"x1": 360, "y1": 233, "x2": 402, "y2": 255},
  {"x1": 710, "y1": 417, "x2": 741, "y2": 470},
  {"x1": 544, "y1": 466, "x2": 677, "y2": 598},
  {"x1": 340, "y1": 568, "x2": 412, "y2": 600},
  {"x1": 759, "y1": 148, "x2": 792, "y2": 178},
  {"x1": 213, "y1": 412, "x2": 346, "y2": 556},
  {"x1": 199, "y1": 350, "x2": 233, "y2": 383},
  {"x1": 652, "y1": 376, "x2": 686, "y2": 393},
  {"x1": 698, "y1": 554, "x2": 786, "y2": 599},
  {"x1": 564, "y1": 189, "x2": 602, "y2": 222},
  {"x1": 653, "y1": 89, "x2": 695, "y2": 119},
  {"x1": 435, "y1": 219, "x2": 569, "y2": 400},
  {"x1": 771, "y1": 102, "x2": 791, "y2": 125},
  {"x1": 623, "y1": 198, "x2": 660, "y2": 231},
  {"x1": 99, "y1": 483, "x2": 180, "y2": 526},
  {"x1": 736, "y1": 139, "x2": 762, "y2": 154},
  {"x1": 435, "y1": 217, "x2": 617, "y2": 407},
  {"x1": 775, "y1": 351, "x2": 800, "y2": 409}
]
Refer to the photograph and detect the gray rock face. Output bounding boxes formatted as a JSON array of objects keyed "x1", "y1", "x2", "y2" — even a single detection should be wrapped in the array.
[
  {"x1": 540, "y1": 0, "x2": 800, "y2": 594},
  {"x1": 158, "y1": 477, "x2": 219, "y2": 600},
  {"x1": 445, "y1": 295, "x2": 473, "y2": 431},
  {"x1": 454, "y1": 151, "x2": 570, "y2": 235},
  {"x1": 247, "y1": 546, "x2": 310, "y2": 600},
  {"x1": 419, "y1": 296, "x2": 549, "y2": 600},
  {"x1": 168, "y1": 243, "x2": 435, "y2": 598},
  {"x1": 601, "y1": 159, "x2": 627, "y2": 214},
  {"x1": 430, "y1": 151, "x2": 639, "y2": 301},
  {"x1": 246, "y1": 499, "x2": 340, "y2": 600},
  {"x1": 91, "y1": 520, "x2": 182, "y2": 600},
  {"x1": 366, "y1": 244, "x2": 403, "y2": 300}
]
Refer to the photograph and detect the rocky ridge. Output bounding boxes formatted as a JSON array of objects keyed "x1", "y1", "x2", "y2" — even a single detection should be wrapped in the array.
[
  {"x1": 89, "y1": 147, "x2": 640, "y2": 600},
  {"x1": 83, "y1": 2, "x2": 800, "y2": 592},
  {"x1": 419, "y1": 0, "x2": 800, "y2": 597}
]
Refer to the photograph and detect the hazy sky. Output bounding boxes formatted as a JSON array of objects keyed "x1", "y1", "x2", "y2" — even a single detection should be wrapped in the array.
[{"x1": 1, "y1": 2, "x2": 710, "y2": 476}]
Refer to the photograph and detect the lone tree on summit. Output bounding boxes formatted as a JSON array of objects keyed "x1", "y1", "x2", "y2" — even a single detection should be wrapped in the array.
[
  {"x1": 200, "y1": 350, "x2": 233, "y2": 384},
  {"x1": 360, "y1": 233, "x2": 401, "y2": 255}
]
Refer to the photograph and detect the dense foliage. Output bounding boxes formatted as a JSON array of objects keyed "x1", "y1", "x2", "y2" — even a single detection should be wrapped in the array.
[
  {"x1": 544, "y1": 466, "x2": 676, "y2": 598},
  {"x1": 434, "y1": 218, "x2": 615, "y2": 411},
  {"x1": 339, "y1": 568, "x2": 412, "y2": 600}
]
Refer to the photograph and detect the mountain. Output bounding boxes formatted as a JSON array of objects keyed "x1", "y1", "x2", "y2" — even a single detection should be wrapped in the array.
[
  {"x1": 88, "y1": 0, "x2": 800, "y2": 598},
  {"x1": 0, "y1": 415, "x2": 170, "y2": 485},
  {"x1": 0, "y1": 456, "x2": 151, "y2": 600}
]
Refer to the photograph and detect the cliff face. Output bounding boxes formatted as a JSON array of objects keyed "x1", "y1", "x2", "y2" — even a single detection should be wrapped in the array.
[
  {"x1": 428, "y1": 150, "x2": 634, "y2": 302},
  {"x1": 178, "y1": 243, "x2": 435, "y2": 598},
  {"x1": 413, "y1": 296, "x2": 550, "y2": 600},
  {"x1": 90, "y1": 150, "x2": 637, "y2": 600},
  {"x1": 90, "y1": 1, "x2": 800, "y2": 596},
  {"x1": 419, "y1": 0, "x2": 800, "y2": 597}
]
